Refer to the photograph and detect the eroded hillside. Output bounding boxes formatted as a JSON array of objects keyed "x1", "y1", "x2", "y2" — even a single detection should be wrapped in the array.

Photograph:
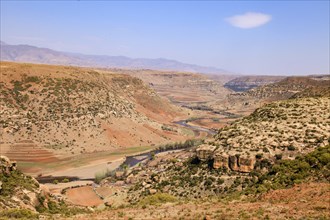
[
  {"x1": 215, "y1": 75, "x2": 330, "y2": 115},
  {"x1": 107, "y1": 69, "x2": 231, "y2": 106},
  {"x1": 224, "y1": 75, "x2": 285, "y2": 92},
  {"x1": 82, "y1": 93, "x2": 329, "y2": 212},
  {"x1": 0, "y1": 62, "x2": 190, "y2": 158}
]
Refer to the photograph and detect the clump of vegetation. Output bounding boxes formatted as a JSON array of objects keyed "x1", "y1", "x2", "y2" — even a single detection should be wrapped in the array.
[
  {"x1": 0, "y1": 170, "x2": 39, "y2": 197},
  {"x1": 155, "y1": 139, "x2": 203, "y2": 152},
  {"x1": 139, "y1": 193, "x2": 177, "y2": 206},
  {"x1": 161, "y1": 125, "x2": 176, "y2": 132},
  {"x1": 245, "y1": 145, "x2": 330, "y2": 194},
  {"x1": 0, "y1": 209, "x2": 38, "y2": 219},
  {"x1": 94, "y1": 168, "x2": 112, "y2": 184},
  {"x1": 36, "y1": 197, "x2": 89, "y2": 217}
]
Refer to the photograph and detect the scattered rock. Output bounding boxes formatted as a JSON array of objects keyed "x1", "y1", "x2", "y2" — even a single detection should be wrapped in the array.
[
  {"x1": 114, "y1": 181, "x2": 125, "y2": 186},
  {"x1": 115, "y1": 171, "x2": 124, "y2": 178},
  {"x1": 149, "y1": 189, "x2": 157, "y2": 194}
]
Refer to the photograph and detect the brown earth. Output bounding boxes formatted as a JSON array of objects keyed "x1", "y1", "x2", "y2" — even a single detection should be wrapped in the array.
[
  {"x1": 0, "y1": 142, "x2": 58, "y2": 163},
  {"x1": 0, "y1": 62, "x2": 192, "y2": 157},
  {"x1": 108, "y1": 69, "x2": 232, "y2": 105},
  {"x1": 65, "y1": 186, "x2": 103, "y2": 207},
  {"x1": 0, "y1": 61, "x2": 203, "y2": 177},
  {"x1": 67, "y1": 182, "x2": 330, "y2": 219}
]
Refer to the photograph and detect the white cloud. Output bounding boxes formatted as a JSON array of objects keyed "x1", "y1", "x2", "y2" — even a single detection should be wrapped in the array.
[{"x1": 226, "y1": 12, "x2": 272, "y2": 29}]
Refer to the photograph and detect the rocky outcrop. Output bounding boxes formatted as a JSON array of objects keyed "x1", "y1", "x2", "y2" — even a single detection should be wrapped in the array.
[
  {"x1": 196, "y1": 145, "x2": 216, "y2": 161},
  {"x1": 213, "y1": 152, "x2": 229, "y2": 170},
  {"x1": 238, "y1": 156, "x2": 256, "y2": 173},
  {"x1": 0, "y1": 155, "x2": 17, "y2": 175},
  {"x1": 229, "y1": 155, "x2": 239, "y2": 171},
  {"x1": 207, "y1": 151, "x2": 256, "y2": 173},
  {"x1": 0, "y1": 156, "x2": 53, "y2": 211},
  {"x1": 224, "y1": 76, "x2": 285, "y2": 92}
]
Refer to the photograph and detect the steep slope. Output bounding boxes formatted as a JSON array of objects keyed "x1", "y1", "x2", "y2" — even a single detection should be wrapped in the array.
[
  {"x1": 91, "y1": 95, "x2": 329, "y2": 214},
  {"x1": 0, "y1": 156, "x2": 88, "y2": 218},
  {"x1": 108, "y1": 68, "x2": 232, "y2": 106},
  {"x1": 243, "y1": 76, "x2": 330, "y2": 100},
  {"x1": 224, "y1": 75, "x2": 285, "y2": 92},
  {"x1": 76, "y1": 146, "x2": 330, "y2": 220},
  {"x1": 0, "y1": 62, "x2": 190, "y2": 159},
  {"x1": 217, "y1": 75, "x2": 330, "y2": 114},
  {"x1": 210, "y1": 96, "x2": 330, "y2": 167},
  {"x1": 0, "y1": 42, "x2": 229, "y2": 74}
]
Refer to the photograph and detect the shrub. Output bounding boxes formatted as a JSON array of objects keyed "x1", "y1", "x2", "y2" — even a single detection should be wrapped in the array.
[
  {"x1": 139, "y1": 193, "x2": 178, "y2": 206},
  {"x1": 0, "y1": 170, "x2": 39, "y2": 197},
  {"x1": 245, "y1": 145, "x2": 330, "y2": 194},
  {"x1": 0, "y1": 209, "x2": 38, "y2": 219},
  {"x1": 275, "y1": 154, "x2": 283, "y2": 160},
  {"x1": 94, "y1": 170, "x2": 108, "y2": 184},
  {"x1": 62, "y1": 178, "x2": 69, "y2": 183},
  {"x1": 287, "y1": 146, "x2": 296, "y2": 151},
  {"x1": 262, "y1": 147, "x2": 269, "y2": 153}
]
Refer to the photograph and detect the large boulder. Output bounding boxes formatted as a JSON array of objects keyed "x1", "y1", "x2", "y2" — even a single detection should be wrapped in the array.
[
  {"x1": 229, "y1": 155, "x2": 239, "y2": 171},
  {"x1": 238, "y1": 156, "x2": 255, "y2": 173},
  {"x1": 213, "y1": 152, "x2": 229, "y2": 169},
  {"x1": 0, "y1": 155, "x2": 17, "y2": 174},
  {"x1": 196, "y1": 145, "x2": 216, "y2": 161}
]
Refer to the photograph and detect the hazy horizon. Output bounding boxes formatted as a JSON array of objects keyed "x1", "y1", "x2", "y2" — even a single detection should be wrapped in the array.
[{"x1": 1, "y1": 1, "x2": 329, "y2": 75}]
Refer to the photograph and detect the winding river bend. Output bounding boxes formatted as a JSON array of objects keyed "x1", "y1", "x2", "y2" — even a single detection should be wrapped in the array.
[
  {"x1": 122, "y1": 118, "x2": 217, "y2": 168},
  {"x1": 37, "y1": 117, "x2": 218, "y2": 183}
]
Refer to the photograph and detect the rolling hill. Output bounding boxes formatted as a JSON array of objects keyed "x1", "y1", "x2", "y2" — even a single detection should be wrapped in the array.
[{"x1": 0, "y1": 62, "x2": 192, "y2": 159}]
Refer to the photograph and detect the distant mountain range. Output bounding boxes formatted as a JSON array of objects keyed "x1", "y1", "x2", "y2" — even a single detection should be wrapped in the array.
[{"x1": 0, "y1": 41, "x2": 230, "y2": 74}]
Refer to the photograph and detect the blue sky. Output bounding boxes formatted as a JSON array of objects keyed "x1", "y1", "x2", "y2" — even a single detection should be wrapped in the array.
[{"x1": 1, "y1": 1, "x2": 329, "y2": 75}]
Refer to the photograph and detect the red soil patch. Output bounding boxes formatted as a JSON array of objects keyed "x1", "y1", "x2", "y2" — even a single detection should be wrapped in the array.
[
  {"x1": 66, "y1": 186, "x2": 103, "y2": 207},
  {"x1": 103, "y1": 118, "x2": 186, "y2": 148}
]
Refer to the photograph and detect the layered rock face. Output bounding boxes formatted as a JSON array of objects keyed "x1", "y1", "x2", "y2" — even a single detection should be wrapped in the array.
[
  {"x1": 238, "y1": 156, "x2": 256, "y2": 173},
  {"x1": 196, "y1": 145, "x2": 256, "y2": 173},
  {"x1": 229, "y1": 155, "x2": 239, "y2": 171},
  {"x1": 196, "y1": 145, "x2": 216, "y2": 161},
  {"x1": 213, "y1": 152, "x2": 229, "y2": 169}
]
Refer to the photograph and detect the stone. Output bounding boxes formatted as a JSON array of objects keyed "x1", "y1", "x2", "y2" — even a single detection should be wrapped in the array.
[
  {"x1": 115, "y1": 171, "x2": 124, "y2": 178},
  {"x1": 149, "y1": 189, "x2": 157, "y2": 194},
  {"x1": 238, "y1": 156, "x2": 255, "y2": 173},
  {"x1": 114, "y1": 181, "x2": 125, "y2": 186},
  {"x1": 175, "y1": 162, "x2": 184, "y2": 167},
  {"x1": 213, "y1": 152, "x2": 229, "y2": 170},
  {"x1": 125, "y1": 174, "x2": 137, "y2": 184},
  {"x1": 229, "y1": 155, "x2": 239, "y2": 171},
  {"x1": 0, "y1": 155, "x2": 17, "y2": 174},
  {"x1": 196, "y1": 145, "x2": 216, "y2": 161}
]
